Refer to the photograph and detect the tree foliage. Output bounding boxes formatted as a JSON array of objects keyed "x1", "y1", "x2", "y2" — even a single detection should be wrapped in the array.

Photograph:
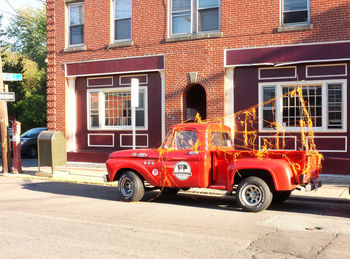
[
  {"x1": 6, "y1": 7, "x2": 46, "y2": 69},
  {"x1": 1, "y1": 5, "x2": 47, "y2": 131}
]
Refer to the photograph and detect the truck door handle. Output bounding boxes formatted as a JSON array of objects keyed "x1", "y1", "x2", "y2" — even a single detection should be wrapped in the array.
[{"x1": 189, "y1": 151, "x2": 199, "y2": 155}]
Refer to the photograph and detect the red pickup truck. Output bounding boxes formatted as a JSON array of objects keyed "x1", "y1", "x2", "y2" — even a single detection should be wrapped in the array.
[{"x1": 105, "y1": 123, "x2": 322, "y2": 212}]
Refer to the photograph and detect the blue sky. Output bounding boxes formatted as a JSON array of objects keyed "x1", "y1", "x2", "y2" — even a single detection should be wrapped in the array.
[{"x1": 0, "y1": 0, "x2": 44, "y2": 27}]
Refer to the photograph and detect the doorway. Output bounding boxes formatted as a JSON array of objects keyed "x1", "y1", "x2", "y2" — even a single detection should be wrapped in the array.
[{"x1": 185, "y1": 84, "x2": 206, "y2": 121}]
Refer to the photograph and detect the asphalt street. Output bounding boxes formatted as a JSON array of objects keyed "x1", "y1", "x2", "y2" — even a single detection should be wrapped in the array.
[{"x1": 0, "y1": 176, "x2": 349, "y2": 258}]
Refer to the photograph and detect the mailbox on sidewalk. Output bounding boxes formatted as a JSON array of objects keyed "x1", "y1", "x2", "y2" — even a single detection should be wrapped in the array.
[{"x1": 37, "y1": 131, "x2": 67, "y2": 175}]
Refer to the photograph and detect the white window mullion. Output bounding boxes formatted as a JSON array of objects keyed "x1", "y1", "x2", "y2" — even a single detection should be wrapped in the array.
[
  {"x1": 99, "y1": 92, "x2": 105, "y2": 127},
  {"x1": 276, "y1": 85, "x2": 283, "y2": 128},
  {"x1": 192, "y1": 0, "x2": 195, "y2": 33},
  {"x1": 322, "y1": 83, "x2": 328, "y2": 131}
]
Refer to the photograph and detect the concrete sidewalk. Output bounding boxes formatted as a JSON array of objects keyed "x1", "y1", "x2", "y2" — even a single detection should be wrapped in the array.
[{"x1": 1, "y1": 162, "x2": 349, "y2": 202}]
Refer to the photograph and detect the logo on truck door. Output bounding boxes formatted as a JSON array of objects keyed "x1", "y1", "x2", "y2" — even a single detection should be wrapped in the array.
[{"x1": 173, "y1": 161, "x2": 192, "y2": 181}]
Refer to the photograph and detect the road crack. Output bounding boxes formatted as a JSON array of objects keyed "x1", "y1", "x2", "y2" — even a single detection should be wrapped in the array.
[{"x1": 315, "y1": 233, "x2": 339, "y2": 258}]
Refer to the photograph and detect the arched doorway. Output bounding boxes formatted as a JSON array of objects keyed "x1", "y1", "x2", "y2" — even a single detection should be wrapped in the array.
[{"x1": 184, "y1": 84, "x2": 206, "y2": 121}]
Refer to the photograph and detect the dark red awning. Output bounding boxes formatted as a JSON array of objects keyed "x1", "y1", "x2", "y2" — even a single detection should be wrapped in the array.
[
  {"x1": 66, "y1": 55, "x2": 164, "y2": 77},
  {"x1": 225, "y1": 41, "x2": 350, "y2": 67}
]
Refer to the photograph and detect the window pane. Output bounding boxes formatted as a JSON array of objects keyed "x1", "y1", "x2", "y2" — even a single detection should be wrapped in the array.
[
  {"x1": 263, "y1": 110, "x2": 275, "y2": 128},
  {"x1": 138, "y1": 92, "x2": 144, "y2": 108},
  {"x1": 172, "y1": 12, "x2": 191, "y2": 34},
  {"x1": 115, "y1": 0, "x2": 132, "y2": 19},
  {"x1": 70, "y1": 25, "x2": 84, "y2": 45},
  {"x1": 283, "y1": 11, "x2": 308, "y2": 24},
  {"x1": 90, "y1": 93, "x2": 99, "y2": 127},
  {"x1": 115, "y1": 19, "x2": 131, "y2": 40},
  {"x1": 210, "y1": 132, "x2": 232, "y2": 147},
  {"x1": 262, "y1": 86, "x2": 276, "y2": 128},
  {"x1": 136, "y1": 110, "x2": 144, "y2": 127},
  {"x1": 328, "y1": 84, "x2": 342, "y2": 129},
  {"x1": 284, "y1": 0, "x2": 307, "y2": 11},
  {"x1": 172, "y1": 0, "x2": 191, "y2": 12},
  {"x1": 198, "y1": 8, "x2": 219, "y2": 31},
  {"x1": 199, "y1": 0, "x2": 219, "y2": 8},
  {"x1": 174, "y1": 130, "x2": 197, "y2": 150},
  {"x1": 263, "y1": 87, "x2": 275, "y2": 107},
  {"x1": 70, "y1": 5, "x2": 83, "y2": 25}
]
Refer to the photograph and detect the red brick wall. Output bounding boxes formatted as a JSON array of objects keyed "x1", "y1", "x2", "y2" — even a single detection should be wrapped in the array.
[{"x1": 47, "y1": 0, "x2": 350, "y2": 135}]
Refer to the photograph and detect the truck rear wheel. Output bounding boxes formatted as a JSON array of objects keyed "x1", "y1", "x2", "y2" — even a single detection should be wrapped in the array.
[
  {"x1": 118, "y1": 171, "x2": 144, "y2": 202},
  {"x1": 236, "y1": 176, "x2": 273, "y2": 212}
]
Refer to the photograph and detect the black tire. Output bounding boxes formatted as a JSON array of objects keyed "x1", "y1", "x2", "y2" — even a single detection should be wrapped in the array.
[
  {"x1": 161, "y1": 187, "x2": 179, "y2": 196},
  {"x1": 273, "y1": 191, "x2": 292, "y2": 203},
  {"x1": 26, "y1": 146, "x2": 37, "y2": 158},
  {"x1": 236, "y1": 176, "x2": 273, "y2": 212},
  {"x1": 118, "y1": 171, "x2": 144, "y2": 202}
]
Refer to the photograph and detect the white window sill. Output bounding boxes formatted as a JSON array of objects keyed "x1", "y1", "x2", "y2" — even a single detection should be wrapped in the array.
[
  {"x1": 107, "y1": 41, "x2": 134, "y2": 49},
  {"x1": 63, "y1": 45, "x2": 86, "y2": 52},
  {"x1": 277, "y1": 24, "x2": 313, "y2": 33},
  {"x1": 165, "y1": 32, "x2": 222, "y2": 43},
  {"x1": 259, "y1": 128, "x2": 346, "y2": 133},
  {"x1": 88, "y1": 127, "x2": 147, "y2": 131}
]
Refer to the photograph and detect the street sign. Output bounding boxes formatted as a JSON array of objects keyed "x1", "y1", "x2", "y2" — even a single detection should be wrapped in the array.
[
  {"x1": 0, "y1": 92, "x2": 15, "y2": 102},
  {"x1": 2, "y1": 73, "x2": 23, "y2": 81}
]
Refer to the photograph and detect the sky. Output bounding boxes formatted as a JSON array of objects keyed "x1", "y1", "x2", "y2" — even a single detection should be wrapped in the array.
[{"x1": 0, "y1": 0, "x2": 44, "y2": 27}]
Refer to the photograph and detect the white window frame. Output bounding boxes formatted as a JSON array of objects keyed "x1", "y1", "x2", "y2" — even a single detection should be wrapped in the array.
[
  {"x1": 67, "y1": 2, "x2": 85, "y2": 47},
  {"x1": 113, "y1": 0, "x2": 132, "y2": 42},
  {"x1": 258, "y1": 80, "x2": 347, "y2": 133},
  {"x1": 281, "y1": 0, "x2": 310, "y2": 26},
  {"x1": 87, "y1": 86, "x2": 148, "y2": 131},
  {"x1": 169, "y1": 0, "x2": 220, "y2": 37}
]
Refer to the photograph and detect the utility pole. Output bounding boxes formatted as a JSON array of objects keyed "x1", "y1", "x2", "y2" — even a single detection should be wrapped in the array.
[{"x1": 0, "y1": 51, "x2": 10, "y2": 174}]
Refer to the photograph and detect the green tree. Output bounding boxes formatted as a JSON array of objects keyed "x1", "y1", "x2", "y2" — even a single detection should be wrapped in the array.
[
  {"x1": 6, "y1": 7, "x2": 46, "y2": 69},
  {"x1": 1, "y1": 5, "x2": 47, "y2": 131}
]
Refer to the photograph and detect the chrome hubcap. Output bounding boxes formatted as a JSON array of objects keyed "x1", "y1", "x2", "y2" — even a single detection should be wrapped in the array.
[
  {"x1": 120, "y1": 177, "x2": 133, "y2": 198},
  {"x1": 242, "y1": 185, "x2": 262, "y2": 206}
]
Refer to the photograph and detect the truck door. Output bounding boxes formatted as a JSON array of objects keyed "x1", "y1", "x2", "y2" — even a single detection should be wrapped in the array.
[
  {"x1": 160, "y1": 129, "x2": 202, "y2": 188},
  {"x1": 208, "y1": 131, "x2": 233, "y2": 188}
]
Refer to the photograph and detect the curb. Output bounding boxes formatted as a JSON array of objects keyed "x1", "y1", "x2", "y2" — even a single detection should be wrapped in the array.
[{"x1": 0, "y1": 172, "x2": 117, "y2": 187}]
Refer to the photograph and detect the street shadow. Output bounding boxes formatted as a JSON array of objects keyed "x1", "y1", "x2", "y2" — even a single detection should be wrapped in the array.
[
  {"x1": 22, "y1": 181, "x2": 350, "y2": 218},
  {"x1": 22, "y1": 181, "x2": 119, "y2": 201}
]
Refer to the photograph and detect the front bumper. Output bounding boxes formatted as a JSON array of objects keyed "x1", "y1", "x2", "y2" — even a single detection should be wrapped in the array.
[
  {"x1": 304, "y1": 180, "x2": 322, "y2": 192},
  {"x1": 102, "y1": 174, "x2": 109, "y2": 183}
]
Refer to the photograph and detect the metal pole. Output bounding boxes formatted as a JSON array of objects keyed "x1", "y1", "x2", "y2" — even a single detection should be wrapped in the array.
[
  {"x1": 132, "y1": 106, "x2": 136, "y2": 149},
  {"x1": 0, "y1": 51, "x2": 10, "y2": 174}
]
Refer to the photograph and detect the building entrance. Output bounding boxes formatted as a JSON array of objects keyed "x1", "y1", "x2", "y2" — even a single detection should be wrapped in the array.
[{"x1": 185, "y1": 84, "x2": 206, "y2": 121}]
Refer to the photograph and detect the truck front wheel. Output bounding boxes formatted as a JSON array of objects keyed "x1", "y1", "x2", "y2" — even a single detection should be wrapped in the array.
[
  {"x1": 118, "y1": 171, "x2": 145, "y2": 202},
  {"x1": 236, "y1": 176, "x2": 273, "y2": 212}
]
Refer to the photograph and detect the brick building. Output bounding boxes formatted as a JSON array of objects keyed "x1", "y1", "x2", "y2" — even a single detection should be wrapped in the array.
[{"x1": 47, "y1": 0, "x2": 350, "y2": 174}]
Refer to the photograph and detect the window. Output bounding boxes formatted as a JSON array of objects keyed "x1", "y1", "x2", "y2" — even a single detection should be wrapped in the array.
[
  {"x1": 171, "y1": 0, "x2": 220, "y2": 35},
  {"x1": 114, "y1": 0, "x2": 132, "y2": 41},
  {"x1": 88, "y1": 88, "x2": 147, "y2": 130},
  {"x1": 68, "y1": 3, "x2": 84, "y2": 46},
  {"x1": 282, "y1": 0, "x2": 309, "y2": 25},
  {"x1": 164, "y1": 130, "x2": 198, "y2": 150},
  {"x1": 282, "y1": 85, "x2": 322, "y2": 127},
  {"x1": 209, "y1": 132, "x2": 232, "y2": 147},
  {"x1": 260, "y1": 81, "x2": 346, "y2": 132}
]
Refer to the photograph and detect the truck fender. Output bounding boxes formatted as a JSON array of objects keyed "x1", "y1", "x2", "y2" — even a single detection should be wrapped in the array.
[
  {"x1": 227, "y1": 158, "x2": 296, "y2": 192},
  {"x1": 106, "y1": 159, "x2": 158, "y2": 186}
]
